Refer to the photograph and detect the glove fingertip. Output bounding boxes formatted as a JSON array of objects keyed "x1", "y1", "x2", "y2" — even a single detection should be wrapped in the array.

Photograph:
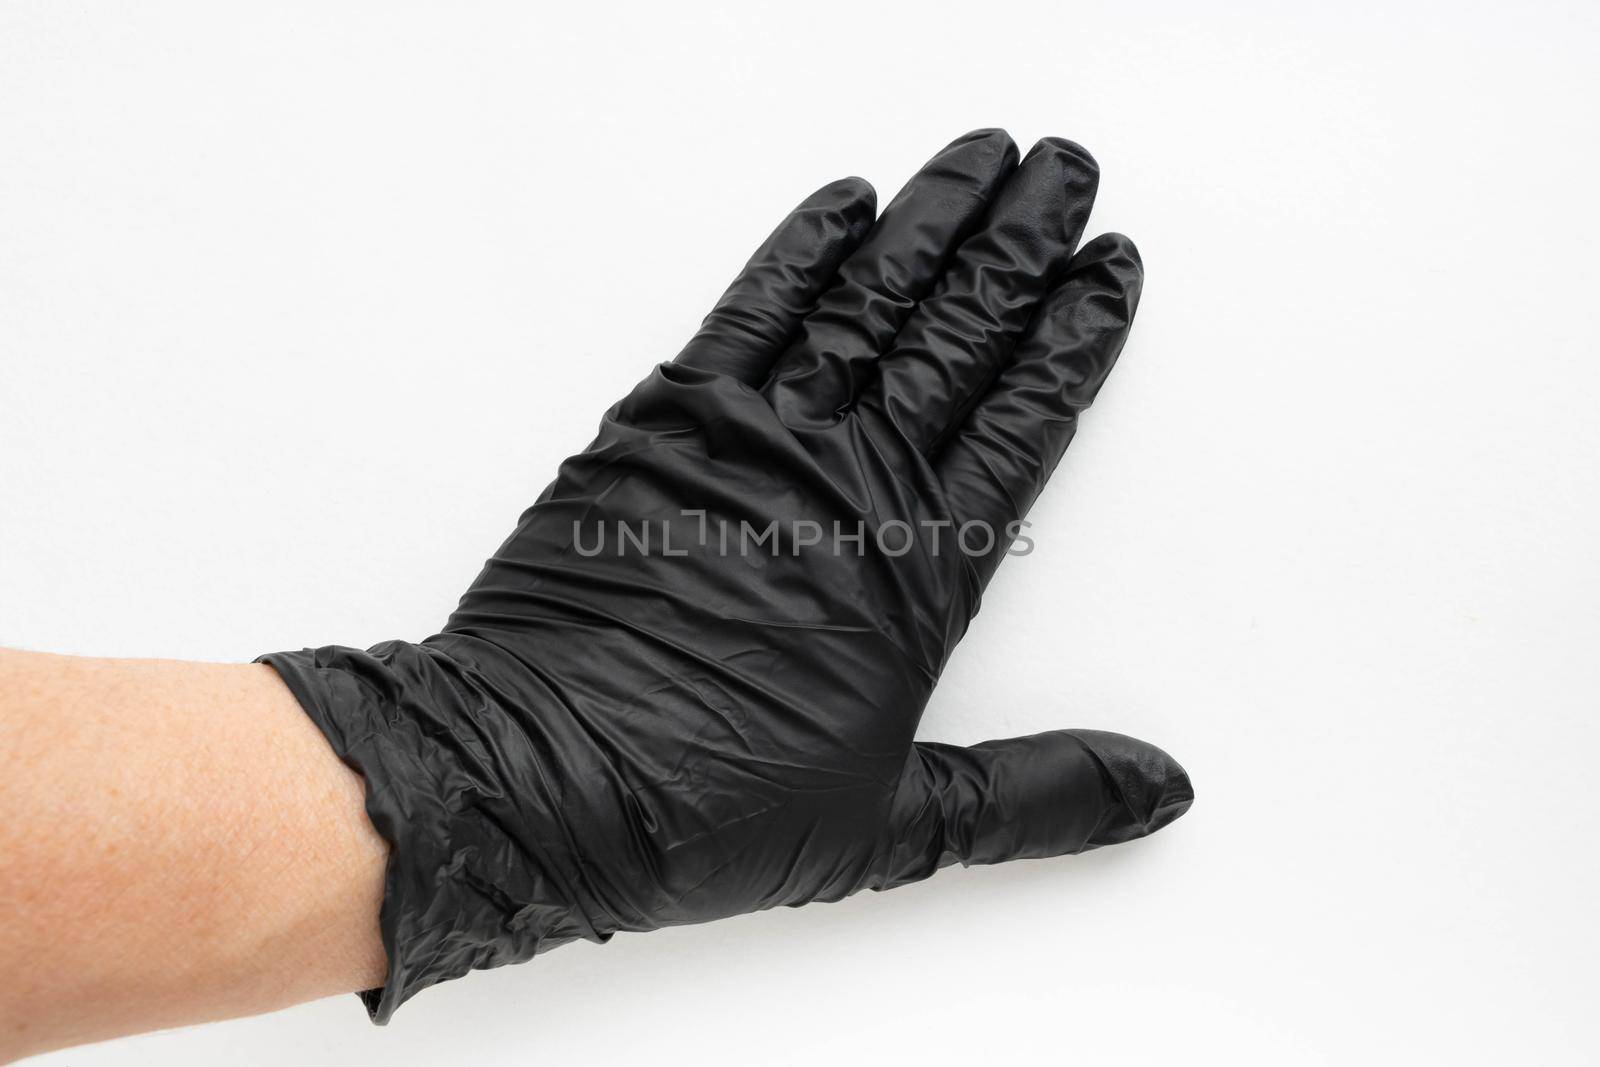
[{"x1": 1064, "y1": 728, "x2": 1194, "y2": 847}]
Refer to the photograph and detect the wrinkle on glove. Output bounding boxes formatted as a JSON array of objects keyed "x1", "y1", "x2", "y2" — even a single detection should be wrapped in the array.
[{"x1": 260, "y1": 129, "x2": 1192, "y2": 1023}]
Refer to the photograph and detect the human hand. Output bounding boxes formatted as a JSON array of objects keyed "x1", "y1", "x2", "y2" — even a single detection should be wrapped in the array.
[{"x1": 262, "y1": 129, "x2": 1193, "y2": 1022}]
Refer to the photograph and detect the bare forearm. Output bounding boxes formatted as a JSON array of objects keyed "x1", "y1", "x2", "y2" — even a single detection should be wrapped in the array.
[{"x1": 0, "y1": 650, "x2": 387, "y2": 1061}]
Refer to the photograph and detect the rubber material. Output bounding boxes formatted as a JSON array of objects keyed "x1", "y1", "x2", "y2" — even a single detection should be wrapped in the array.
[{"x1": 260, "y1": 130, "x2": 1193, "y2": 1022}]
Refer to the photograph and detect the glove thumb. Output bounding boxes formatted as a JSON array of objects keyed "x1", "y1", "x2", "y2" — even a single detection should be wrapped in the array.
[{"x1": 878, "y1": 729, "x2": 1193, "y2": 889}]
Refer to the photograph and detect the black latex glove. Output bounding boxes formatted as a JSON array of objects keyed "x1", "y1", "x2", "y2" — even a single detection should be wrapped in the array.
[{"x1": 261, "y1": 129, "x2": 1193, "y2": 1022}]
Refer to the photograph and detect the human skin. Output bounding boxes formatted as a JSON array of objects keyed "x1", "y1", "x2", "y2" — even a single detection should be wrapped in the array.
[
  {"x1": 0, "y1": 131, "x2": 1176, "y2": 1059},
  {"x1": 0, "y1": 649, "x2": 388, "y2": 1062}
]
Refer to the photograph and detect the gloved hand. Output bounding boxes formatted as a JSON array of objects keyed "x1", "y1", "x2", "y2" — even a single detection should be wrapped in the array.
[{"x1": 261, "y1": 129, "x2": 1193, "y2": 1022}]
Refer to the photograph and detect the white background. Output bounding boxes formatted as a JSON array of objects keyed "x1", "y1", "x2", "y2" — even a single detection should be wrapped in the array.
[{"x1": 3, "y1": 2, "x2": 1597, "y2": 1063}]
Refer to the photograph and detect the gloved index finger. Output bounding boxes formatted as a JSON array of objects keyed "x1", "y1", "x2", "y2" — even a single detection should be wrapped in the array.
[{"x1": 935, "y1": 232, "x2": 1144, "y2": 589}]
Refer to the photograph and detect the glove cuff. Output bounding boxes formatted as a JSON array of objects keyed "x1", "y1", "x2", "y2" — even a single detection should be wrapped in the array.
[{"x1": 258, "y1": 641, "x2": 592, "y2": 1022}]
